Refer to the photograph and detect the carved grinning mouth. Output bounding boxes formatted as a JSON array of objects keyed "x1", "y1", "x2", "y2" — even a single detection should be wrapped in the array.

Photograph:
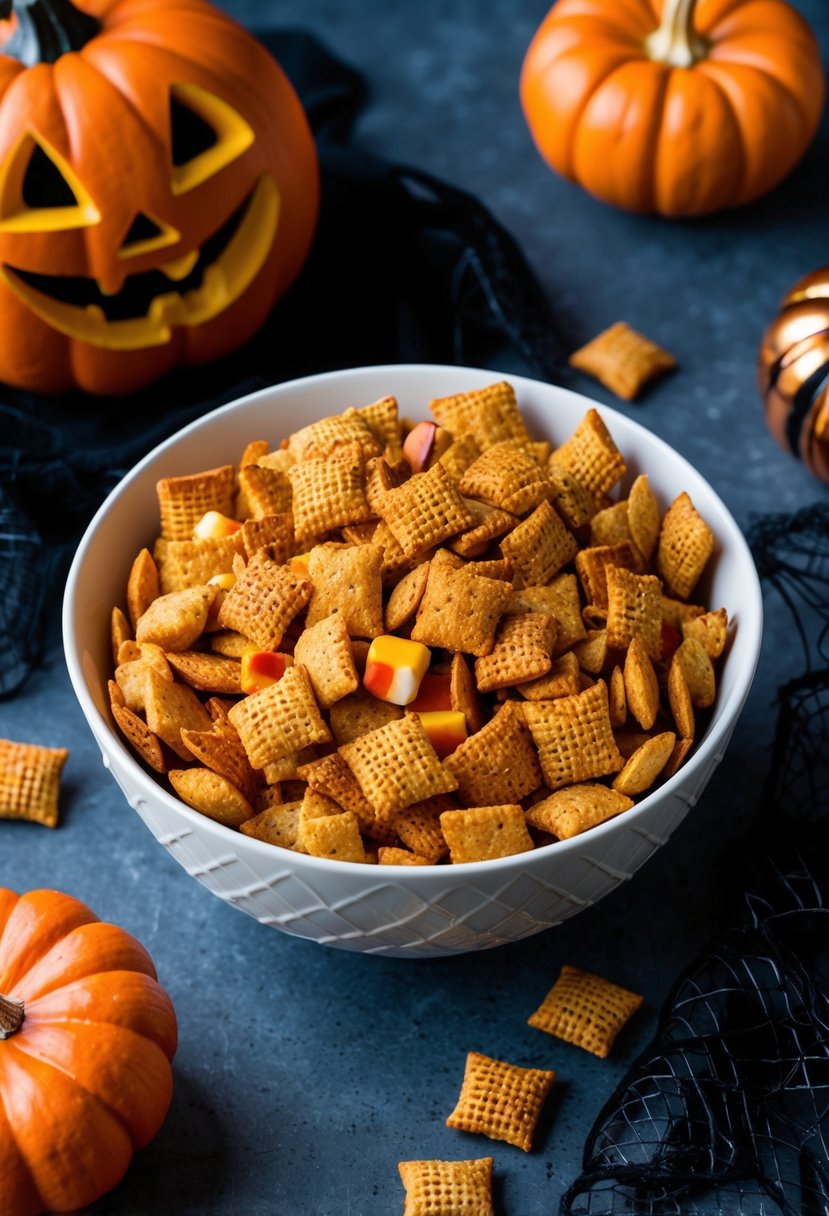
[{"x1": 0, "y1": 173, "x2": 279, "y2": 350}]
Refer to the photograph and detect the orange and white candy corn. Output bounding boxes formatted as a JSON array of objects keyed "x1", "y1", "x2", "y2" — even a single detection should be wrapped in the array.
[
  {"x1": 193, "y1": 510, "x2": 242, "y2": 540},
  {"x1": 240, "y1": 649, "x2": 291, "y2": 694},
  {"x1": 363, "y1": 635, "x2": 431, "y2": 706},
  {"x1": 417, "y1": 710, "x2": 467, "y2": 757}
]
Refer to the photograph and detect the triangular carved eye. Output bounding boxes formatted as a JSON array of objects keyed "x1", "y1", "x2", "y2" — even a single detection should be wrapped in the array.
[
  {"x1": 0, "y1": 132, "x2": 100, "y2": 233},
  {"x1": 169, "y1": 83, "x2": 255, "y2": 195}
]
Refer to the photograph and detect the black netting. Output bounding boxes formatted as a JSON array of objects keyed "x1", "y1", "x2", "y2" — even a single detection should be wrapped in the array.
[{"x1": 562, "y1": 505, "x2": 829, "y2": 1216}]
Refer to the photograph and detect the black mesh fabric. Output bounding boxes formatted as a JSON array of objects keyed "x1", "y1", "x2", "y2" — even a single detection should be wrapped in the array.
[
  {"x1": 0, "y1": 30, "x2": 565, "y2": 697},
  {"x1": 562, "y1": 504, "x2": 829, "y2": 1216}
]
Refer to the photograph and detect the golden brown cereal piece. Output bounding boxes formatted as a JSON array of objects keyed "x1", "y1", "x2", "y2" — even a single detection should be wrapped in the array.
[
  {"x1": 568, "y1": 321, "x2": 676, "y2": 401},
  {"x1": 237, "y1": 463, "x2": 292, "y2": 519},
  {"x1": 240, "y1": 801, "x2": 303, "y2": 848},
  {"x1": 135, "y1": 586, "x2": 216, "y2": 652},
  {"x1": 528, "y1": 963, "x2": 643, "y2": 1057},
  {"x1": 411, "y1": 561, "x2": 512, "y2": 658},
  {"x1": 526, "y1": 784, "x2": 633, "y2": 839},
  {"x1": 377, "y1": 462, "x2": 476, "y2": 558},
  {"x1": 168, "y1": 768, "x2": 253, "y2": 828},
  {"x1": 459, "y1": 441, "x2": 551, "y2": 515},
  {"x1": 0, "y1": 738, "x2": 68, "y2": 828},
  {"x1": 263, "y1": 753, "x2": 302, "y2": 784},
  {"x1": 293, "y1": 613, "x2": 359, "y2": 709},
  {"x1": 572, "y1": 629, "x2": 608, "y2": 675},
  {"x1": 431, "y1": 380, "x2": 533, "y2": 450},
  {"x1": 241, "y1": 513, "x2": 295, "y2": 564},
  {"x1": 467, "y1": 557, "x2": 514, "y2": 582},
  {"x1": 657, "y1": 492, "x2": 714, "y2": 601},
  {"x1": 144, "y1": 668, "x2": 213, "y2": 760},
  {"x1": 365, "y1": 454, "x2": 409, "y2": 513},
  {"x1": 449, "y1": 498, "x2": 517, "y2": 558},
  {"x1": 341, "y1": 520, "x2": 379, "y2": 547},
  {"x1": 127, "y1": 548, "x2": 160, "y2": 630},
  {"x1": 300, "y1": 805, "x2": 367, "y2": 861},
  {"x1": 445, "y1": 1051, "x2": 555, "y2": 1151},
  {"x1": 295, "y1": 788, "x2": 346, "y2": 852},
  {"x1": 660, "y1": 595, "x2": 706, "y2": 630},
  {"x1": 437, "y1": 433, "x2": 481, "y2": 482},
  {"x1": 297, "y1": 751, "x2": 377, "y2": 834},
  {"x1": 614, "y1": 728, "x2": 655, "y2": 759},
  {"x1": 288, "y1": 441, "x2": 371, "y2": 543},
  {"x1": 450, "y1": 652, "x2": 484, "y2": 735},
  {"x1": 674, "y1": 637, "x2": 716, "y2": 709},
  {"x1": 524, "y1": 681, "x2": 623, "y2": 791},
  {"x1": 358, "y1": 396, "x2": 401, "y2": 456},
  {"x1": 575, "y1": 541, "x2": 640, "y2": 611},
  {"x1": 240, "y1": 438, "x2": 270, "y2": 468},
  {"x1": 385, "y1": 561, "x2": 431, "y2": 631},
  {"x1": 509, "y1": 575, "x2": 588, "y2": 655},
  {"x1": 111, "y1": 606, "x2": 132, "y2": 664},
  {"x1": 329, "y1": 690, "x2": 403, "y2": 746},
  {"x1": 444, "y1": 702, "x2": 542, "y2": 805},
  {"x1": 392, "y1": 794, "x2": 453, "y2": 862},
  {"x1": 288, "y1": 410, "x2": 381, "y2": 462},
  {"x1": 115, "y1": 643, "x2": 172, "y2": 712},
  {"x1": 589, "y1": 500, "x2": 631, "y2": 549},
  {"x1": 474, "y1": 612, "x2": 556, "y2": 693},
  {"x1": 339, "y1": 713, "x2": 458, "y2": 818},
  {"x1": 605, "y1": 565, "x2": 663, "y2": 659},
  {"x1": 612, "y1": 731, "x2": 676, "y2": 796},
  {"x1": 627, "y1": 474, "x2": 661, "y2": 562},
  {"x1": 500, "y1": 500, "x2": 578, "y2": 587},
  {"x1": 111, "y1": 704, "x2": 167, "y2": 774},
  {"x1": 517, "y1": 651, "x2": 582, "y2": 701},
  {"x1": 398, "y1": 1157, "x2": 494, "y2": 1216},
  {"x1": 156, "y1": 534, "x2": 245, "y2": 594},
  {"x1": 227, "y1": 665, "x2": 331, "y2": 768},
  {"x1": 608, "y1": 665, "x2": 627, "y2": 727},
  {"x1": 157, "y1": 464, "x2": 234, "y2": 541},
  {"x1": 378, "y1": 846, "x2": 433, "y2": 865},
  {"x1": 661, "y1": 735, "x2": 695, "y2": 780},
  {"x1": 682, "y1": 607, "x2": 728, "y2": 659},
  {"x1": 547, "y1": 464, "x2": 598, "y2": 530},
  {"x1": 108, "y1": 679, "x2": 125, "y2": 709},
  {"x1": 210, "y1": 630, "x2": 254, "y2": 658},
  {"x1": 218, "y1": 556, "x2": 312, "y2": 651},
  {"x1": 624, "y1": 636, "x2": 660, "y2": 731},
  {"x1": 667, "y1": 654, "x2": 696, "y2": 740},
  {"x1": 369, "y1": 520, "x2": 427, "y2": 583},
  {"x1": 306, "y1": 543, "x2": 385, "y2": 638},
  {"x1": 440, "y1": 804, "x2": 534, "y2": 864},
  {"x1": 551, "y1": 409, "x2": 627, "y2": 498},
  {"x1": 165, "y1": 651, "x2": 242, "y2": 695},
  {"x1": 180, "y1": 722, "x2": 257, "y2": 803}
]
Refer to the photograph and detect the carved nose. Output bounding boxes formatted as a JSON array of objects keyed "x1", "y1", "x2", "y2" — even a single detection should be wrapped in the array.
[
  {"x1": 117, "y1": 211, "x2": 181, "y2": 260},
  {"x1": 121, "y1": 212, "x2": 164, "y2": 250}
]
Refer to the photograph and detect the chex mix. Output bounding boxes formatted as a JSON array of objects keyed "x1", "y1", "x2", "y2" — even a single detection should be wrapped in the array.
[{"x1": 108, "y1": 381, "x2": 729, "y2": 865}]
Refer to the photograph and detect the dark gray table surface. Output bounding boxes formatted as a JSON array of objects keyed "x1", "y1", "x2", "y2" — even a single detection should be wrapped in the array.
[{"x1": 3, "y1": 2, "x2": 828, "y2": 1213}]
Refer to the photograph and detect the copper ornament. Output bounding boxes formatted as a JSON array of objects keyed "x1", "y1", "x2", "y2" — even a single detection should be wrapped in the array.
[{"x1": 758, "y1": 267, "x2": 829, "y2": 484}]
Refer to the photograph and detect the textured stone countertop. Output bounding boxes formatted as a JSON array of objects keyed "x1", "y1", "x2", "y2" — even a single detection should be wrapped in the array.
[{"x1": 2, "y1": 1, "x2": 828, "y2": 1213}]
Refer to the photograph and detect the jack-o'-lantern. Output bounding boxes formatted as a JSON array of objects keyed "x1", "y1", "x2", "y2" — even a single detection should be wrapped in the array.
[
  {"x1": 758, "y1": 267, "x2": 829, "y2": 484},
  {"x1": 0, "y1": 0, "x2": 319, "y2": 395}
]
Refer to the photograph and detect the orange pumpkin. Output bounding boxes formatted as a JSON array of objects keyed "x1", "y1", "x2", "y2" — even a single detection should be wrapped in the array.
[
  {"x1": 520, "y1": 0, "x2": 825, "y2": 217},
  {"x1": 758, "y1": 266, "x2": 829, "y2": 483},
  {"x1": 0, "y1": 888, "x2": 177, "y2": 1215},
  {"x1": 0, "y1": 0, "x2": 319, "y2": 394}
]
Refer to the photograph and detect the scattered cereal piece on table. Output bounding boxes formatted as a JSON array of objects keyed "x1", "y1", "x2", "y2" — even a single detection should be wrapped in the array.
[
  {"x1": 528, "y1": 963, "x2": 643, "y2": 1057},
  {"x1": 0, "y1": 738, "x2": 68, "y2": 829},
  {"x1": 568, "y1": 321, "x2": 677, "y2": 401},
  {"x1": 446, "y1": 1050, "x2": 556, "y2": 1151},
  {"x1": 398, "y1": 1157, "x2": 494, "y2": 1216}
]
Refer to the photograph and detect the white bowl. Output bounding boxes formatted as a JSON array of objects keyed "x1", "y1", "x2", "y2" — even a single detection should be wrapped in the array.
[{"x1": 63, "y1": 364, "x2": 763, "y2": 957}]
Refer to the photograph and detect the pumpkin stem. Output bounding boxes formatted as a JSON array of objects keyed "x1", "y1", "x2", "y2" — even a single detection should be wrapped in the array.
[
  {"x1": 0, "y1": 0, "x2": 99, "y2": 67},
  {"x1": 0, "y1": 993, "x2": 24, "y2": 1039},
  {"x1": 644, "y1": 0, "x2": 708, "y2": 69}
]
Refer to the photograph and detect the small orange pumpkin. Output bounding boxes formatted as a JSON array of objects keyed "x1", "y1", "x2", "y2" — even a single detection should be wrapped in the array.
[
  {"x1": 520, "y1": 0, "x2": 825, "y2": 217},
  {"x1": 758, "y1": 267, "x2": 829, "y2": 484},
  {"x1": 0, "y1": 0, "x2": 319, "y2": 394},
  {"x1": 0, "y1": 887, "x2": 177, "y2": 1215}
]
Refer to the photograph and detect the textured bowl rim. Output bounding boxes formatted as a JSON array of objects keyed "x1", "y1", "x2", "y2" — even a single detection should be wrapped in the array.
[{"x1": 63, "y1": 362, "x2": 764, "y2": 883}]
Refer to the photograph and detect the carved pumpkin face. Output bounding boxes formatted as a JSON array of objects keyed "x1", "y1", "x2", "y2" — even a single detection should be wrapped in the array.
[{"x1": 0, "y1": 0, "x2": 319, "y2": 394}]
